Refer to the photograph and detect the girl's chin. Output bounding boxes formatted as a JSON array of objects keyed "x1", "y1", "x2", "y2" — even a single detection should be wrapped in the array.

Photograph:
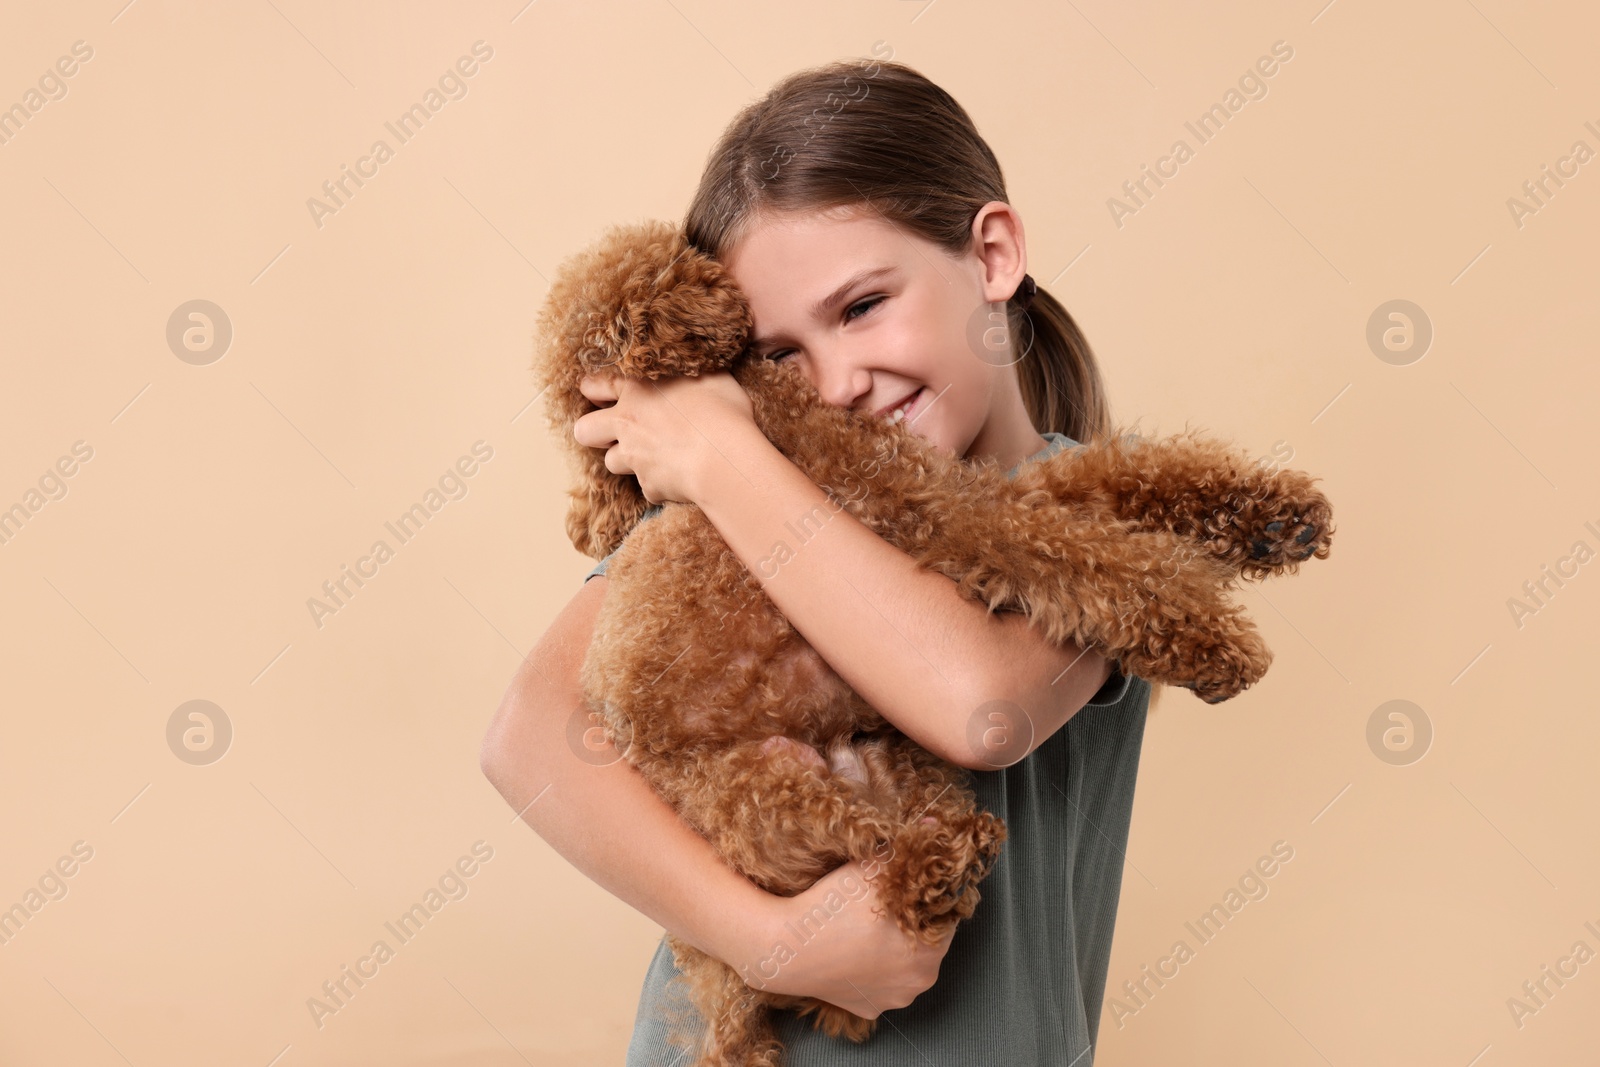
[
  {"x1": 909, "y1": 424, "x2": 956, "y2": 456},
  {"x1": 897, "y1": 417, "x2": 935, "y2": 445}
]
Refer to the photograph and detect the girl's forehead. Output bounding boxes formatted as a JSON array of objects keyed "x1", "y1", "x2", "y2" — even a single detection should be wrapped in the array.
[{"x1": 726, "y1": 209, "x2": 901, "y2": 272}]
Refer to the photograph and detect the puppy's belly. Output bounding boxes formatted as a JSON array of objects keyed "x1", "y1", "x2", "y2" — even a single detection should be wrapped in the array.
[
  {"x1": 761, "y1": 734, "x2": 869, "y2": 783},
  {"x1": 676, "y1": 638, "x2": 861, "y2": 741}
]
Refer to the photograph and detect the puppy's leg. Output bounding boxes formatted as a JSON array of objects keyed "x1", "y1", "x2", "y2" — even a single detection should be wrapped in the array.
[
  {"x1": 1021, "y1": 430, "x2": 1335, "y2": 581},
  {"x1": 646, "y1": 741, "x2": 899, "y2": 896},
  {"x1": 670, "y1": 941, "x2": 787, "y2": 1067},
  {"x1": 866, "y1": 795, "x2": 1006, "y2": 943},
  {"x1": 737, "y1": 373, "x2": 1273, "y2": 698},
  {"x1": 926, "y1": 507, "x2": 1273, "y2": 703},
  {"x1": 653, "y1": 740, "x2": 919, "y2": 1049},
  {"x1": 785, "y1": 997, "x2": 879, "y2": 1044},
  {"x1": 828, "y1": 733, "x2": 1006, "y2": 944}
]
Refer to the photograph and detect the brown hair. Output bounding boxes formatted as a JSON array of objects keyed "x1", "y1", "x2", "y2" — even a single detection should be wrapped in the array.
[{"x1": 683, "y1": 57, "x2": 1113, "y2": 445}]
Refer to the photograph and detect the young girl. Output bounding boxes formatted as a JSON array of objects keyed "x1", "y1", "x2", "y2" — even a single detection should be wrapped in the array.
[{"x1": 482, "y1": 58, "x2": 1152, "y2": 1065}]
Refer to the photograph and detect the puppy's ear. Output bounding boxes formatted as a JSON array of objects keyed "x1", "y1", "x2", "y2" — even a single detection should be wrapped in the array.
[
  {"x1": 533, "y1": 219, "x2": 740, "y2": 561},
  {"x1": 619, "y1": 241, "x2": 750, "y2": 377},
  {"x1": 564, "y1": 446, "x2": 650, "y2": 561}
]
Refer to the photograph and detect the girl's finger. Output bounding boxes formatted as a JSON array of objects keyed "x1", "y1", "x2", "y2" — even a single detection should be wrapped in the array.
[
  {"x1": 579, "y1": 373, "x2": 618, "y2": 405},
  {"x1": 572, "y1": 407, "x2": 616, "y2": 451}
]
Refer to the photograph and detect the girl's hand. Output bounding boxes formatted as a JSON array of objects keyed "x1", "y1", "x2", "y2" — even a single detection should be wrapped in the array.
[
  {"x1": 574, "y1": 370, "x2": 756, "y2": 507},
  {"x1": 742, "y1": 856, "x2": 956, "y2": 1017}
]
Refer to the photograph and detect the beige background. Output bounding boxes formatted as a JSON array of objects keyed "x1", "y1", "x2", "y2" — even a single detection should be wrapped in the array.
[{"x1": 2, "y1": 0, "x2": 1595, "y2": 1063}]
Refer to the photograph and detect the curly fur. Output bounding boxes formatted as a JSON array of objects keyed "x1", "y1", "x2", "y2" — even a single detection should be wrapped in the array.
[{"x1": 535, "y1": 220, "x2": 1335, "y2": 1066}]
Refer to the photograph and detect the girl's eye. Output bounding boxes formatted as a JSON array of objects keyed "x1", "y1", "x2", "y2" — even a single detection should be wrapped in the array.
[
  {"x1": 763, "y1": 295, "x2": 885, "y2": 362},
  {"x1": 845, "y1": 294, "x2": 885, "y2": 322}
]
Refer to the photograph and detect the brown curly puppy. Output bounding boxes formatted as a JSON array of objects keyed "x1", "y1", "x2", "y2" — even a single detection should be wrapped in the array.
[{"x1": 534, "y1": 220, "x2": 1333, "y2": 1066}]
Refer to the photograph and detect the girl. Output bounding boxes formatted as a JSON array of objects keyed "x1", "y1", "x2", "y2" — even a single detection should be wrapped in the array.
[{"x1": 481, "y1": 58, "x2": 1153, "y2": 1065}]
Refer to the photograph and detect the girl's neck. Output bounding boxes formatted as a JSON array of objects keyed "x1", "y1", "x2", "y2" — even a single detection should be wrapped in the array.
[{"x1": 962, "y1": 392, "x2": 1051, "y2": 471}]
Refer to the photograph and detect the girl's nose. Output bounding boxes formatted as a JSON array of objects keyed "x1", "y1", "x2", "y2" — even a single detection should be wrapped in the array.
[{"x1": 812, "y1": 356, "x2": 872, "y2": 411}]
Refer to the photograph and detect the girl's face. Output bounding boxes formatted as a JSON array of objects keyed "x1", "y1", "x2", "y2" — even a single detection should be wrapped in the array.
[{"x1": 720, "y1": 202, "x2": 1046, "y2": 469}]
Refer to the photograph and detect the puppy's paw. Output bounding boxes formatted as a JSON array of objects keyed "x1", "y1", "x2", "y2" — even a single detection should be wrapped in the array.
[
  {"x1": 1237, "y1": 480, "x2": 1335, "y2": 579},
  {"x1": 873, "y1": 810, "x2": 1006, "y2": 940},
  {"x1": 1174, "y1": 622, "x2": 1274, "y2": 703}
]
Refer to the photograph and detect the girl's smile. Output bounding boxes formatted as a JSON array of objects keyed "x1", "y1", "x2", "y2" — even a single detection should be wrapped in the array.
[{"x1": 879, "y1": 386, "x2": 925, "y2": 424}]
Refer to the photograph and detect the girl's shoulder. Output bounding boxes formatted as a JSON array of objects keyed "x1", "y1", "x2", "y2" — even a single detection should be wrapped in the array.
[
  {"x1": 583, "y1": 503, "x2": 666, "y2": 583},
  {"x1": 1005, "y1": 431, "x2": 1078, "y2": 478}
]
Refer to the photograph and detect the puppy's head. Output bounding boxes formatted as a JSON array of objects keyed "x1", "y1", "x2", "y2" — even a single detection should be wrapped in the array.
[{"x1": 534, "y1": 220, "x2": 753, "y2": 560}]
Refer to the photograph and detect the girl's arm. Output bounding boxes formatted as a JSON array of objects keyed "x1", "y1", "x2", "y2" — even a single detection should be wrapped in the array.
[
  {"x1": 479, "y1": 575, "x2": 953, "y2": 1016},
  {"x1": 690, "y1": 423, "x2": 1113, "y2": 770},
  {"x1": 479, "y1": 577, "x2": 768, "y2": 969}
]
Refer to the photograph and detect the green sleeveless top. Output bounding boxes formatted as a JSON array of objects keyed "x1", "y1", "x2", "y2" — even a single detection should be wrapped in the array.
[{"x1": 585, "y1": 432, "x2": 1148, "y2": 1064}]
